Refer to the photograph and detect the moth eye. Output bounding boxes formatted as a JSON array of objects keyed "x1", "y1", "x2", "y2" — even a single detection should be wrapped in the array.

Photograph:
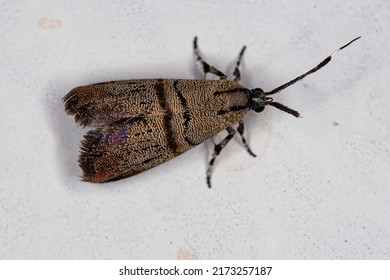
[{"x1": 254, "y1": 106, "x2": 265, "y2": 113}]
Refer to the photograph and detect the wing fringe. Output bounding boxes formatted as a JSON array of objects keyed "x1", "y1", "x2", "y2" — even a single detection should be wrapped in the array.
[
  {"x1": 78, "y1": 128, "x2": 103, "y2": 182},
  {"x1": 63, "y1": 88, "x2": 94, "y2": 127}
]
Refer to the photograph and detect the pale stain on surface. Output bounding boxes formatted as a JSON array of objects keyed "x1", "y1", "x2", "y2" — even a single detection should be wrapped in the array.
[
  {"x1": 150, "y1": 179, "x2": 185, "y2": 211},
  {"x1": 366, "y1": 88, "x2": 390, "y2": 128},
  {"x1": 38, "y1": 17, "x2": 61, "y2": 29},
  {"x1": 177, "y1": 247, "x2": 198, "y2": 260}
]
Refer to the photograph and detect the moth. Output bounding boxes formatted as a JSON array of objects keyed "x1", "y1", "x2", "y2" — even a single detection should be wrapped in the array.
[{"x1": 63, "y1": 36, "x2": 360, "y2": 188}]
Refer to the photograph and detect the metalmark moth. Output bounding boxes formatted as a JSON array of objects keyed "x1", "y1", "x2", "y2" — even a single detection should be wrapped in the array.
[{"x1": 63, "y1": 36, "x2": 360, "y2": 188}]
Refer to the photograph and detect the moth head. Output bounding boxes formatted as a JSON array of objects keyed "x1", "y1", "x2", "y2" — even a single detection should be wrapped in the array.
[{"x1": 249, "y1": 88, "x2": 300, "y2": 118}]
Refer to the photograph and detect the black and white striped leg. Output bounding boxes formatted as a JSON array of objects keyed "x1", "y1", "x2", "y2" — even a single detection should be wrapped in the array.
[
  {"x1": 193, "y1": 37, "x2": 227, "y2": 80},
  {"x1": 207, "y1": 126, "x2": 236, "y2": 188},
  {"x1": 233, "y1": 46, "x2": 247, "y2": 82},
  {"x1": 237, "y1": 120, "x2": 256, "y2": 157}
]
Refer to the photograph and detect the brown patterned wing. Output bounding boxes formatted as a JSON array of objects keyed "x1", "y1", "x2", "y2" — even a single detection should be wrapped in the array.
[
  {"x1": 63, "y1": 80, "x2": 167, "y2": 127},
  {"x1": 79, "y1": 115, "x2": 182, "y2": 182},
  {"x1": 64, "y1": 79, "x2": 250, "y2": 182}
]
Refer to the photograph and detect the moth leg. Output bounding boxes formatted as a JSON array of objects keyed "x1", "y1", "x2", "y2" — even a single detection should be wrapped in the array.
[
  {"x1": 237, "y1": 120, "x2": 257, "y2": 157},
  {"x1": 193, "y1": 37, "x2": 227, "y2": 80},
  {"x1": 233, "y1": 45, "x2": 247, "y2": 82},
  {"x1": 207, "y1": 126, "x2": 236, "y2": 188}
]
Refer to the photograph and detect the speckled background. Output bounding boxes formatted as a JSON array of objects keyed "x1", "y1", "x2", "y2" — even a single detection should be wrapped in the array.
[{"x1": 1, "y1": 0, "x2": 389, "y2": 259}]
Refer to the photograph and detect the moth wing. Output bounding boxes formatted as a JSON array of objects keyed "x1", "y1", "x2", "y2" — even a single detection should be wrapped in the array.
[
  {"x1": 66, "y1": 79, "x2": 251, "y2": 182},
  {"x1": 63, "y1": 80, "x2": 165, "y2": 127},
  {"x1": 79, "y1": 115, "x2": 184, "y2": 182}
]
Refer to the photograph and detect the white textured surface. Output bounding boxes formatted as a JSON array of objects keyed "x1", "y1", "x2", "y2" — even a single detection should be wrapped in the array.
[{"x1": 0, "y1": 0, "x2": 389, "y2": 259}]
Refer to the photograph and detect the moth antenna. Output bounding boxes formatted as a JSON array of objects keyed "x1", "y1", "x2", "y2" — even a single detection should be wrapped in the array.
[
  {"x1": 268, "y1": 102, "x2": 301, "y2": 118},
  {"x1": 266, "y1": 36, "x2": 361, "y2": 96}
]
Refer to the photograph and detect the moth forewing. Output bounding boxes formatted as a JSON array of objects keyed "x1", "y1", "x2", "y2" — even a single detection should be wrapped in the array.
[{"x1": 64, "y1": 79, "x2": 250, "y2": 183}]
